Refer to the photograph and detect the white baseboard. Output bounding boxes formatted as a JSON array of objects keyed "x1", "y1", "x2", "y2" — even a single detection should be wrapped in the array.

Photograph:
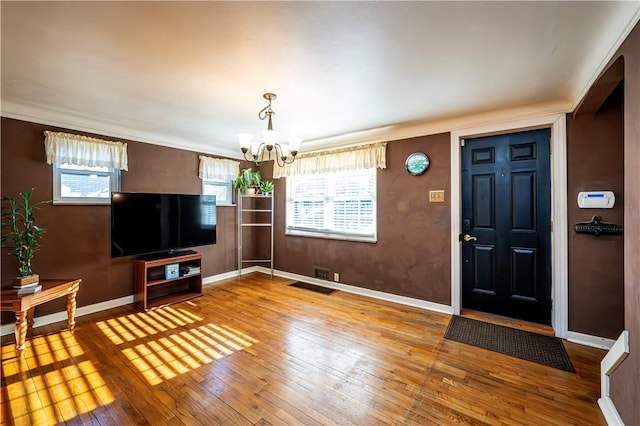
[
  {"x1": 1, "y1": 269, "x2": 243, "y2": 337},
  {"x1": 257, "y1": 267, "x2": 454, "y2": 315},
  {"x1": 598, "y1": 330, "x2": 629, "y2": 426},
  {"x1": 239, "y1": 266, "x2": 262, "y2": 276},
  {"x1": 202, "y1": 269, "x2": 242, "y2": 285},
  {"x1": 598, "y1": 397, "x2": 624, "y2": 426},
  {"x1": 1, "y1": 295, "x2": 134, "y2": 337},
  {"x1": 566, "y1": 331, "x2": 616, "y2": 350}
]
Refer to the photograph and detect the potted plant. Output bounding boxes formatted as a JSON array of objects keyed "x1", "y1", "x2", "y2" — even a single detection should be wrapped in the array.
[
  {"x1": 234, "y1": 168, "x2": 261, "y2": 195},
  {"x1": 259, "y1": 180, "x2": 274, "y2": 195},
  {"x1": 1, "y1": 188, "x2": 48, "y2": 286}
]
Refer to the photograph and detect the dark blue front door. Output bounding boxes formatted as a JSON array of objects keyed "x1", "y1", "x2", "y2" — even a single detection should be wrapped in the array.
[{"x1": 461, "y1": 128, "x2": 552, "y2": 324}]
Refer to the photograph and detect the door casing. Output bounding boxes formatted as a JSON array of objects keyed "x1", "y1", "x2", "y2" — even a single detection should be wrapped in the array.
[{"x1": 450, "y1": 113, "x2": 568, "y2": 338}]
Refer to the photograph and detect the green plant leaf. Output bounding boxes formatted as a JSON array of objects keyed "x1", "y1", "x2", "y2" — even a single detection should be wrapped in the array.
[{"x1": 1, "y1": 188, "x2": 48, "y2": 276}]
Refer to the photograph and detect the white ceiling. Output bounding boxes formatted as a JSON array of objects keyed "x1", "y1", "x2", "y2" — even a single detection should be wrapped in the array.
[{"x1": 2, "y1": 2, "x2": 639, "y2": 159}]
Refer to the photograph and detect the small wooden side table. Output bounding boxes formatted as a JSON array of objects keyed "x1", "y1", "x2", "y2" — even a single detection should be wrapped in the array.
[{"x1": 1, "y1": 278, "x2": 81, "y2": 358}]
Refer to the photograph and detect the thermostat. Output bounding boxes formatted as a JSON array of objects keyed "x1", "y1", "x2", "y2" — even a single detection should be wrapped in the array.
[{"x1": 577, "y1": 191, "x2": 615, "y2": 209}]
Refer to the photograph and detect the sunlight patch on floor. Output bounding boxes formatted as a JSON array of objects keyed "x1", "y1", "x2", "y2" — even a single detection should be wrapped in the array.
[
  {"x1": 96, "y1": 305, "x2": 203, "y2": 345},
  {"x1": 1, "y1": 333, "x2": 115, "y2": 424},
  {"x1": 98, "y1": 307, "x2": 258, "y2": 386}
]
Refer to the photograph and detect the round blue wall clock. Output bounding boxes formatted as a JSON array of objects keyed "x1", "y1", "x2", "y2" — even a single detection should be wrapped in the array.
[{"x1": 405, "y1": 152, "x2": 430, "y2": 175}]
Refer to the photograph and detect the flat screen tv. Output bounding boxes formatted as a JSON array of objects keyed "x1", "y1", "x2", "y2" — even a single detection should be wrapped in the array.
[{"x1": 111, "y1": 192, "x2": 216, "y2": 258}]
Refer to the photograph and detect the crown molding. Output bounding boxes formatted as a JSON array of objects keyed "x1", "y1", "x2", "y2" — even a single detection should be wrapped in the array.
[
  {"x1": 1, "y1": 101, "x2": 243, "y2": 160},
  {"x1": 3, "y1": 98, "x2": 571, "y2": 158},
  {"x1": 301, "y1": 100, "x2": 571, "y2": 151},
  {"x1": 570, "y1": 7, "x2": 640, "y2": 112}
]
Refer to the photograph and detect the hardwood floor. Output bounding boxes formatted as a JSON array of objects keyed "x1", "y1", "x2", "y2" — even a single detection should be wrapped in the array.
[{"x1": 2, "y1": 273, "x2": 606, "y2": 425}]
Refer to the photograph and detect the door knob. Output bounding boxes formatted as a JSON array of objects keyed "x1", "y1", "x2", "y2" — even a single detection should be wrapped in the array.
[{"x1": 463, "y1": 234, "x2": 477, "y2": 242}]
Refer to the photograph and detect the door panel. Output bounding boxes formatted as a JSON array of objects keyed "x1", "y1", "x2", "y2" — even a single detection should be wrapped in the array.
[
  {"x1": 511, "y1": 247, "x2": 537, "y2": 300},
  {"x1": 473, "y1": 175, "x2": 495, "y2": 228},
  {"x1": 461, "y1": 128, "x2": 551, "y2": 324},
  {"x1": 473, "y1": 245, "x2": 496, "y2": 295},
  {"x1": 511, "y1": 172, "x2": 535, "y2": 230}
]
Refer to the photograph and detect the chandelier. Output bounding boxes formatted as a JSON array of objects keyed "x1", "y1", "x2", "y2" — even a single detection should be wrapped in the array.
[{"x1": 238, "y1": 93, "x2": 301, "y2": 167}]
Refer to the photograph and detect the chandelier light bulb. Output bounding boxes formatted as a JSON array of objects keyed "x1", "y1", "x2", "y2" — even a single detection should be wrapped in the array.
[
  {"x1": 250, "y1": 142, "x2": 261, "y2": 156},
  {"x1": 238, "y1": 133, "x2": 253, "y2": 153},
  {"x1": 262, "y1": 129, "x2": 277, "y2": 149},
  {"x1": 280, "y1": 144, "x2": 290, "y2": 159},
  {"x1": 288, "y1": 137, "x2": 302, "y2": 155}
]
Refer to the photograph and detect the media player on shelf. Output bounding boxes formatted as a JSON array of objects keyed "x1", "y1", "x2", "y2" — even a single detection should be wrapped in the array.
[
  {"x1": 180, "y1": 265, "x2": 201, "y2": 276},
  {"x1": 165, "y1": 263, "x2": 179, "y2": 279}
]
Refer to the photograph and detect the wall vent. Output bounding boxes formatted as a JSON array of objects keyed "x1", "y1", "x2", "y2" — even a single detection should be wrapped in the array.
[{"x1": 314, "y1": 268, "x2": 331, "y2": 280}]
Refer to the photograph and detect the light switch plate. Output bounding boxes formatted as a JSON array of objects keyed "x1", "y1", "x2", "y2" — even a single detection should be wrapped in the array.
[{"x1": 429, "y1": 190, "x2": 445, "y2": 203}]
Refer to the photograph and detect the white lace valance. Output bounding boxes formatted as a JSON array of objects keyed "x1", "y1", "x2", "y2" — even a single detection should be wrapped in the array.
[
  {"x1": 44, "y1": 131, "x2": 128, "y2": 170},
  {"x1": 198, "y1": 155, "x2": 239, "y2": 181},
  {"x1": 272, "y1": 142, "x2": 387, "y2": 179}
]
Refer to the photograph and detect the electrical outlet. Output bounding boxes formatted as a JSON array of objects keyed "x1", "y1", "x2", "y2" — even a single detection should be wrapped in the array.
[{"x1": 334, "y1": 272, "x2": 340, "y2": 282}]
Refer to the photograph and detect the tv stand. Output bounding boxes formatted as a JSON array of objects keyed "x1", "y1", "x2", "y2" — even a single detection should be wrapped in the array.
[{"x1": 133, "y1": 251, "x2": 202, "y2": 311}]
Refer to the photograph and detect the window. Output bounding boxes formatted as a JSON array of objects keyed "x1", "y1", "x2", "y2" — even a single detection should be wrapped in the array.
[
  {"x1": 198, "y1": 155, "x2": 238, "y2": 206},
  {"x1": 45, "y1": 130, "x2": 128, "y2": 205},
  {"x1": 202, "y1": 179, "x2": 234, "y2": 206},
  {"x1": 53, "y1": 163, "x2": 120, "y2": 205},
  {"x1": 286, "y1": 168, "x2": 376, "y2": 242}
]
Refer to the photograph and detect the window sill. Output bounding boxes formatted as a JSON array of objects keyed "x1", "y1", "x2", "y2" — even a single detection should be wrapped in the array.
[
  {"x1": 53, "y1": 199, "x2": 111, "y2": 205},
  {"x1": 285, "y1": 229, "x2": 377, "y2": 243}
]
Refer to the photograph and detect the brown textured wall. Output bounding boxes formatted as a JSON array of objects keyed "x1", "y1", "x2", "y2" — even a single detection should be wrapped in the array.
[
  {"x1": 266, "y1": 133, "x2": 451, "y2": 304},
  {"x1": 1, "y1": 117, "x2": 237, "y2": 319},
  {"x1": 567, "y1": 82, "x2": 625, "y2": 339},
  {"x1": 608, "y1": 21, "x2": 640, "y2": 424}
]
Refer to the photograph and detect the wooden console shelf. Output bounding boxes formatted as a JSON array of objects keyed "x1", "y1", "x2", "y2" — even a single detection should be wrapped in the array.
[{"x1": 133, "y1": 251, "x2": 202, "y2": 311}]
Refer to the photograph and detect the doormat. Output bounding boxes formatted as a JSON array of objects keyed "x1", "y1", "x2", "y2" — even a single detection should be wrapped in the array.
[
  {"x1": 289, "y1": 282, "x2": 336, "y2": 295},
  {"x1": 444, "y1": 316, "x2": 574, "y2": 372}
]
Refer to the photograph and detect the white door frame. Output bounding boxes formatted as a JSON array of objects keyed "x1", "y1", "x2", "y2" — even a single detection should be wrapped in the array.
[{"x1": 450, "y1": 113, "x2": 568, "y2": 338}]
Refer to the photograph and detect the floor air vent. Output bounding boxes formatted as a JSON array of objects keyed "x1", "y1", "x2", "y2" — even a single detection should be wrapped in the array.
[{"x1": 289, "y1": 282, "x2": 336, "y2": 295}]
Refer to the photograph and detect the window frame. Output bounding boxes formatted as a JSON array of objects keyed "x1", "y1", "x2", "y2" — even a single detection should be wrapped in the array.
[
  {"x1": 285, "y1": 168, "x2": 377, "y2": 243},
  {"x1": 202, "y1": 179, "x2": 235, "y2": 206},
  {"x1": 53, "y1": 163, "x2": 120, "y2": 205}
]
